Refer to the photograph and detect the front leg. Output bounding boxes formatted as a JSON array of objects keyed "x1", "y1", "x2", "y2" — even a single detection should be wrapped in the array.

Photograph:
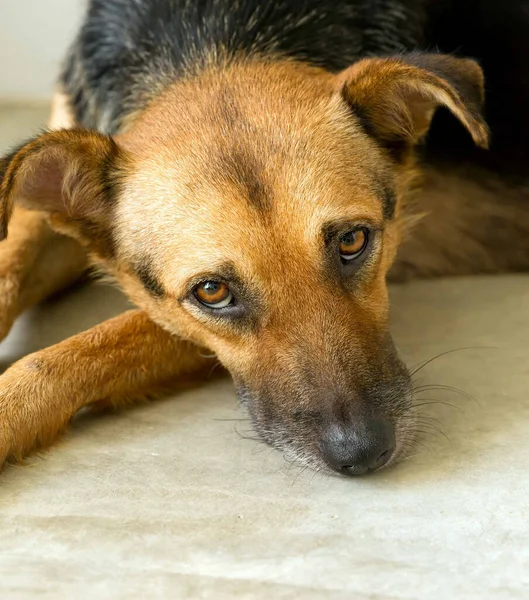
[{"x1": 0, "y1": 310, "x2": 218, "y2": 467}]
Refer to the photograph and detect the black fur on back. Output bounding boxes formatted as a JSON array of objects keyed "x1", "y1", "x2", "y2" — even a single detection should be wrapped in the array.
[
  {"x1": 62, "y1": 0, "x2": 427, "y2": 133},
  {"x1": 62, "y1": 0, "x2": 529, "y2": 173}
]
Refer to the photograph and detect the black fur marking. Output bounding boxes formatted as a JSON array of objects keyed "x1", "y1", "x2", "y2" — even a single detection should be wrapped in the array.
[
  {"x1": 98, "y1": 136, "x2": 125, "y2": 205},
  {"x1": 135, "y1": 259, "x2": 166, "y2": 298},
  {"x1": 61, "y1": 0, "x2": 426, "y2": 133},
  {"x1": 382, "y1": 188, "x2": 397, "y2": 220},
  {"x1": 344, "y1": 96, "x2": 377, "y2": 140},
  {"x1": 74, "y1": 219, "x2": 117, "y2": 259},
  {"x1": 345, "y1": 94, "x2": 412, "y2": 165},
  {"x1": 0, "y1": 152, "x2": 11, "y2": 238},
  {"x1": 208, "y1": 88, "x2": 272, "y2": 212},
  {"x1": 215, "y1": 149, "x2": 271, "y2": 213},
  {"x1": 60, "y1": 0, "x2": 529, "y2": 178}
]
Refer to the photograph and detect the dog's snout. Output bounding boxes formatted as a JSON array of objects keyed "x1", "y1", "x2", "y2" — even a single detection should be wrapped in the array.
[{"x1": 320, "y1": 418, "x2": 395, "y2": 476}]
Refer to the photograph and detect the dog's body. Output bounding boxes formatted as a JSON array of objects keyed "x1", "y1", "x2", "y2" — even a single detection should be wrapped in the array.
[{"x1": 1, "y1": 0, "x2": 528, "y2": 475}]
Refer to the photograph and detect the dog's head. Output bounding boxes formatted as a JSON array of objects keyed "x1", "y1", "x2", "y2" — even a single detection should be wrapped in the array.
[{"x1": 0, "y1": 54, "x2": 487, "y2": 475}]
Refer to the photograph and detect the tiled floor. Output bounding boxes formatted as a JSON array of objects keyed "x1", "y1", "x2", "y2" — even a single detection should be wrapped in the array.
[{"x1": 0, "y1": 105, "x2": 528, "y2": 599}]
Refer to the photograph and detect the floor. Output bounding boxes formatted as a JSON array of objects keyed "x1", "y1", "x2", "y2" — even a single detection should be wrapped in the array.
[{"x1": 0, "y1": 105, "x2": 528, "y2": 600}]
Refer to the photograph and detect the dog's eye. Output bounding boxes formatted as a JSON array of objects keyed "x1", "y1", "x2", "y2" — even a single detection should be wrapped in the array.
[
  {"x1": 194, "y1": 281, "x2": 233, "y2": 308},
  {"x1": 339, "y1": 228, "x2": 369, "y2": 261}
]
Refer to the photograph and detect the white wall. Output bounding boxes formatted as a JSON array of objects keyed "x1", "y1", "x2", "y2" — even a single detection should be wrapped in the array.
[{"x1": 0, "y1": 0, "x2": 87, "y2": 100}]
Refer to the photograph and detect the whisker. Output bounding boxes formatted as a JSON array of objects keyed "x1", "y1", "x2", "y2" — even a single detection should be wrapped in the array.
[
  {"x1": 410, "y1": 346, "x2": 496, "y2": 377},
  {"x1": 291, "y1": 464, "x2": 311, "y2": 486},
  {"x1": 260, "y1": 447, "x2": 278, "y2": 465},
  {"x1": 412, "y1": 436, "x2": 437, "y2": 453},
  {"x1": 414, "y1": 416, "x2": 445, "y2": 428},
  {"x1": 286, "y1": 458, "x2": 297, "y2": 477},
  {"x1": 414, "y1": 410, "x2": 448, "y2": 421},
  {"x1": 309, "y1": 466, "x2": 324, "y2": 484},
  {"x1": 233, "y1": 424, "x2": 266, "y2": 444},
  {"x1": 413, "y1": 384, "x2": 478, "y2": 404},
  {"x1": 399, "y1": 449, "x2": 433, "y2": 463},
  {"x1": 415, "y1": 425, "x2": 450, "y2": 443},
  {"x1": 413, "y1": 399, "x2": 464, "y2": 413}
]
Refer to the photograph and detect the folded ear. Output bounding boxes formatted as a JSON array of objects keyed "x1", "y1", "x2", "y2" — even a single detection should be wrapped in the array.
[
  {"x1": 336, "y1": 53, "x2": 489, "y2": 153},
  {"x1": 0, "y1": 129, "x2": 128, "y2": 248}
]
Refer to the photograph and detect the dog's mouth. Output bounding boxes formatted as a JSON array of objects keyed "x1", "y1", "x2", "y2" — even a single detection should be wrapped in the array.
[{"x1": 236, "y1": 381, "x2": 416, "y2": 477}]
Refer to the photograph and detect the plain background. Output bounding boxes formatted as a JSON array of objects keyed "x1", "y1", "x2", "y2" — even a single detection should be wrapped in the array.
[{"x1": 0, "y1": 0, "x2": 86, "y2": 100}]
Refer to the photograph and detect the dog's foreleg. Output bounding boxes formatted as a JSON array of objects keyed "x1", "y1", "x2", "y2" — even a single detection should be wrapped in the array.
[
  {"x1": 0, "y1": 208, "x2": 88, "y2": 341},
  {"x1": 0, "y1": 310, "x2": 218, "y2": 467}
]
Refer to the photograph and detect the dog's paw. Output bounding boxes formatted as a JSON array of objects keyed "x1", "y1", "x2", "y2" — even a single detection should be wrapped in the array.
[
  {"x1": 0, "y1": 365, "x2": 38, "y2": 467},
  {"x1": 0, "y1": 356, "x2": 69, "y2": 468}
]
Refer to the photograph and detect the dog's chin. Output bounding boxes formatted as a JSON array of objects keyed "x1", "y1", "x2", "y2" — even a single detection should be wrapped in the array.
[{"x1": 256, "y1": 427, "x2": 331, "y2": 474}]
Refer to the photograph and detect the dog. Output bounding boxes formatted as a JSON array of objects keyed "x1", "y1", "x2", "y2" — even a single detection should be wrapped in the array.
[{"x1": 1, "y1": 0, "x2": 529, "y2": 477}]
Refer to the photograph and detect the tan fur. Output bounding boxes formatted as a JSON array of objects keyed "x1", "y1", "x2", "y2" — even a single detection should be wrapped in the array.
[
  {"x1": 0, "y1": 94, "x2": 218, "y2": 465},
  {"x1": 0, "y1": 310, "x2": 218, "y2": 464},
  {"x1": 0, "y1": 56, "x2": 526, "y2": 472},
  {"x1": 336, "y1": 55, "x2": 488, "y2": 148}
]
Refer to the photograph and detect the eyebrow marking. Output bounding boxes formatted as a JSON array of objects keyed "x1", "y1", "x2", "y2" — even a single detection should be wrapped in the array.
[
  {"x1": 369, "y1": 172, "x2": 397, "y2": 221},
  {"x1": 382, "y1": 187, "x2": 397, "y2": 220},
  {"x1": 215, "y1": 147, "x2": 272, "y2": 212},
  {"x1": 134, "y1": 258, "x2": 165, "y2": 298},
  {"x1": 209, "y1": 88, "x2": 272, "y2": 213}
]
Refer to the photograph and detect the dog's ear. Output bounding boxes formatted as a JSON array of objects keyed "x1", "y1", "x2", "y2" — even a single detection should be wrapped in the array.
[
  {"x1": 0, "y1": 129, "x2": 128, "y2": 249},
  {"x1": 336, "y1": 53, "x2": 489, "y2": 152}
]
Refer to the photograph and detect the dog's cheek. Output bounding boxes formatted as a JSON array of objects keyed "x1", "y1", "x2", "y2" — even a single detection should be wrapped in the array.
[{"x1": 235, "y1": 382, "x2": 296, "y2": 447}]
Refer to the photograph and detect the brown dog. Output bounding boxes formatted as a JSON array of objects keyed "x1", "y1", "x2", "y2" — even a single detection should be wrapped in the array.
[{"x1": 1, "y1": 0, "x2": 529, "y2": 477}]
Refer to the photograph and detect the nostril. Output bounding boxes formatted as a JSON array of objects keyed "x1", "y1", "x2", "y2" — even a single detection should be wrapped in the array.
[
  {"x1": 341, "y1": 464, "x2": 369, "y2": 476},
  {"x1": 373, "y1": 447, "x2": 393, "y2": 469}
]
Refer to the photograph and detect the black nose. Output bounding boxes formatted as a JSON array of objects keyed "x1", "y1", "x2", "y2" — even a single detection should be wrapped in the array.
[{"x1": 320, "y1": 418, "x2": 395, "y2": 476}]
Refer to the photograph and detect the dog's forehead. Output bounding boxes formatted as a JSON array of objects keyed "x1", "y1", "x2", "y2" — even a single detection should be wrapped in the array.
[
  {"x1": 119, "y1": 160, "x2": 386, "y2": 299},
  {"x1": 118, "y1": 65, "x2": 393, "y2": 284},
  {"x1": 123, "y1": 90, "x2": 390, "y2": 218},
  {"x1": 121, "y1": 137, "x2": 385, "y2": 250},
  {"x1": 124, "y1": 61, "x2": 392, "y2": 194}
]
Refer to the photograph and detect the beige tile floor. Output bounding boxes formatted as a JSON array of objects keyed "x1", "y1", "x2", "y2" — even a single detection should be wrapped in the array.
[{"x1": 0, "y1": 105, "x2": 528, "y2": 600}]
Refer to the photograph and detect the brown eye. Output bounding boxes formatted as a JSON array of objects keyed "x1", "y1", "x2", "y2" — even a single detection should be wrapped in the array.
[
  {"x1": 339, "y1": 228, "x2": 369, "y2": 261},
  {"x1": 194, "y1": 281, "x2": 233, "y2": 308}
]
